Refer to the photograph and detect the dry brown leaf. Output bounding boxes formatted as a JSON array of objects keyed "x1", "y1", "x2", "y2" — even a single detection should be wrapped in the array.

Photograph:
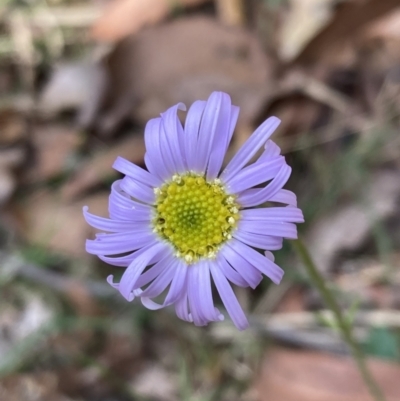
[
  {"x1": 91, "y1": 0, "x2": 211, "y2": 42},
  {"x1": 356, "y1": 20, "x2": 400, "y2": 114},
  {"x1": 0, "y1": 168, "x2": 15, "y2": 205},
  {"x1": 266, "y1": 95, "x2": 320, "y2": 141},
  {"x1": 93, "y1": 16, "x2": 272, "y2": 134},
  {"x1": 0, "y1": 372, "x2": 72, "y2": 401},
  {"x1": 0, "y1": 147, "x2": 26, "y2": 170},
  {"x1": 14, "y1": 191, "x2": 109, "y2": 257},
  {"x1": 0, "y1": 108, "x2": 26, "y2": 146},
  {"x1": 278, "y1": 0, "x2": 336, "y2": 62},
  {"x1": 364, "y1": 7, "x2": 400, "y2": 40},
  {"x1": 306, "y1": 170, "x2": 400, "y2": 273},
  {"x1": 255, "y1": 348, "x2": 400, "y2": 401},
  {"x1": 61, "y1": 134, "x2": 145, "y2": 200},
  {"x1": 39, "y1": 62, "x2": 107, "y2": 126},
  {"x1": 26, "y1": 123, "x2": 83, "y2": 182},
  {"x1": 275, "y1": 286, "x2": 306, "y2": 313},
  {"x1": 295, "y1": 0, "x2": 400, "y2": 65},
  {"x1": 132, "y1": 364, "x2": 178, "y2": 401}
]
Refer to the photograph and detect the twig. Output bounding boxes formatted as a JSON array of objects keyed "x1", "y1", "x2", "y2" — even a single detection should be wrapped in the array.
[{"x1": 1, "y1": 252, "x2": 116, "y2": 299}]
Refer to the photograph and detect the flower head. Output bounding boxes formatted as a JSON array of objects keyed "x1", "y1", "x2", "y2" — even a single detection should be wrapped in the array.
[{"x1": 84, "y1": 91, "x2": 304, "y2": 330}]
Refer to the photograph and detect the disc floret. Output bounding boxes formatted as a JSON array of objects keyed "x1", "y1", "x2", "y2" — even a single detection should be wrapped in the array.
[{"x1": 153, "y1": 174, "x2": 240, "y2": 264}]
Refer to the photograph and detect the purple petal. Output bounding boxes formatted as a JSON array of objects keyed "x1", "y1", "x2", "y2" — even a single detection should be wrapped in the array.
[
  {"x1": 175, "y1": 283, "x2": 193, "y2": 322},
  {"x1": 220, "y1": 117, "x2": 281, "y2": 183},
  {"x1": 238, "y1": 220, "x2": 298, "y2": 239},
  {"x1": 161, "y1": 103, "x2": 187, "y2": 173},
  {"x1": 144, "y1": 153, "x2": 163, "y2": 182},
  {"x1": 196, "y1": 261, "x2": 223, "y2": 322},
  {"x1": 157, "y1": 112, "x2": 183, "y2": 176},
  {"x1": 164, "y1": 260, "x2": 188, "y2": 304},
  {"x1": 140, "y1": 297, "x2": 165, "y2": 310},
  {"x1": 134, "y1": 255, "x2": 172, "y2": 289},
  {"x1": 206, "y1": 93, "x2": 233, "y2": 180},
  {"x1": 233, "y1": 229, "x2": 283, "y2": 250},
  {"x1": 229, "y1": 239, "x2": 284, "y2": 284},
  {"x1": 260, "y1": 140, "x2": 281, "y2": 159},
  {"x1": 144, "y1": 118, "x2": 174, "y2": 179},
  {"x1": 83, "y1": 206, "x2": 148, "y2": 232},
  {"x1": 269, "y1": 189, "x2": 297, "y2": 206},
  {"x1": 216, "y1": 253, "x2": 249, "y2": 287},
  {"x1": 187, "y1": 264, "x2": 207, "y2": 326},
  {"x1": 210, "y1": 262, "x2": 249, "y2": 330},
  {"x1": 225, "y1": 156, "x2": 284, "y2": 193},
  {"x1": 184, "y1": 100, "x2": 207, "y2": 171},
  {"x1": 99, "y1": 238, "x2": 169, "y2": 267},
  {"x1": 108, "y1": 201, "x2": 151, "y2": 221},
  {"x1": 106, "y1": 275, "x2": 120, "y2": 289},
  {"x1": 109, "y1": 180, "x2": 152, "y2": 221},
  {"x1": 110, "y1": 180, "x2": 151, "y2": 211},
  {"x1": 113, "y1": 156, "x2": 161, "y2": 187},
  {"x1": 240, "y1": 207, "x2": 304, "y2": 223},
  {"x1": 86, "y1": 229, "x2": 153, "y2": 256},
  {"x1": 118, "y1": 241, "x2": 167, "y2": 301},
  {"x1": 227, "y1": 106, "x2": 240, "y2": 146},
  {"x1": 194, "y1": 92, "x2": 224, "y2": 173},
  {"x1": 220, "y1": 244, "x2": 263, "y2": 289},
  {"x1": 139, "y1": 257, "x2": 175, "y2": 298},
  {"x1": 141, "y1": 258, "x2": 187, "y2": 310},
  {"x1": 119, "y1": 177, "x2": 155, "y2": 205},
  {"x1": 237, "y1": 165, "x2": 292, "y2": 207}
]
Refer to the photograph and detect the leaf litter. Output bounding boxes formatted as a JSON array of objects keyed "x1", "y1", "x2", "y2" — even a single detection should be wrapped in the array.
[{"x1": 1, "y1": 0, "x2": 400, "y2": 400}]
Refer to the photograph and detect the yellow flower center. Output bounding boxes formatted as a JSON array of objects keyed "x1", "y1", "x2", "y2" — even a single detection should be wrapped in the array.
[{"x1": 153, "y1": 174, "x2": 240, "y2": 264}]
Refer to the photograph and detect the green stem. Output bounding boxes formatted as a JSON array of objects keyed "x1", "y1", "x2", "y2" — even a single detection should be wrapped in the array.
[{"x1": 292, "y1": 238, "x2": 387, "y2": 401}]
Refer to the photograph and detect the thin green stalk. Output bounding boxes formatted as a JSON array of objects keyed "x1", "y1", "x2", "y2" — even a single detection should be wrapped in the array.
[{"x1": 292, "y1": 238, "x2": 387, "y2": 401}]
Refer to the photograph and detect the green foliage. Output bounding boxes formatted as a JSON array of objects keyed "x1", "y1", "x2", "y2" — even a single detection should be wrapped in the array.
[{"x1": 363, "y1": 327, "x2": 400, "y2": 361}]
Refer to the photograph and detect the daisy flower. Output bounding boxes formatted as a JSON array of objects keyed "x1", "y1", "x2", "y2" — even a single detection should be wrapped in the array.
[{"x1": 84, "y1": 91, "x2": 303, "y2": 330}]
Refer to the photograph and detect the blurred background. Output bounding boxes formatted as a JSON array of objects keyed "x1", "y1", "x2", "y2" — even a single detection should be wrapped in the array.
[{"x1": 1, "y1": 0, "x2": 400, "y2": 400}]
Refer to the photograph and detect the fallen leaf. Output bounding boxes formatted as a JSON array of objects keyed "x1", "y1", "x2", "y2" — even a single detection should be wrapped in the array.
[
  {"x1": 14, "y1": 191, "x2": 109, "y2": 258},
  {"x1": 295, "y1": 0, "x2": 400, "y2": 65},
  {"x1": 91, "y1": 0, "x2": 211, "y2": 42},
  {"x1": 0, "y1": 372, "x2": 72, "y2": 401},
  {"x1": 26, "y1": 123, "x2": 83, "y2": 182},
  {"x1": 0, "y1": 294, "x2": 54, "y2": 363},
  {"x1": 305, "y1": 170, "x2": 400, "y2": 273},
  {"x1": 275, "y1": 286, "x2": 306, "y2": 313},
  {"x1": 0, "y1": 168, "x2": 15, "y2": 206},
  {"x1": 0, "y1": 147, "x2": 26, "y2": 170},
  {"x1": 337, "y1": 256, "x2": 400, "y2": 309},
  {"x1": 61, "y1": 133, "x2": 145, "y2": 200},
  {"x1": 364, "y1": 7, "x2": 400, "y2": 40},
  {"x1": 93, "y1": 16, "x2": 272, "y2": 134},
  {"x1": 278, "y1": 0, "x2": 336, "y2": 62},
  {"x1": 132, "y1": 364, "x2": 178, "y2": 401},
  {"x1": 0, "y1": 108, "x2": 26, "y2": 145},
  {"x1": 255, "y1": 348, "x2": 400, "y2": 401},
  {"x1": 38, "y1": 62, "x2": 107, "y2": 126}
]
